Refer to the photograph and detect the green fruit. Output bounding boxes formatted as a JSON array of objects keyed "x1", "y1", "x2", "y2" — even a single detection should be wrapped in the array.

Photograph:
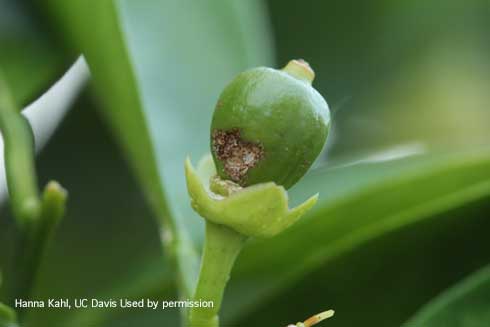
[{"x1": 210, "y1": 59, "x2": 330, "y2": 189}]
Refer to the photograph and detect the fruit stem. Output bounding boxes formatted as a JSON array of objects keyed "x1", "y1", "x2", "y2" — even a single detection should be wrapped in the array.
[{"x1": 188, "y1": 221, "x2": 247, "y2": 327}]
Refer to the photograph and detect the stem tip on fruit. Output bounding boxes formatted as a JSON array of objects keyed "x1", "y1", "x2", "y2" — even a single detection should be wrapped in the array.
[{"x1": 282, "y1": 59, "x2": 315, "y2": 83}]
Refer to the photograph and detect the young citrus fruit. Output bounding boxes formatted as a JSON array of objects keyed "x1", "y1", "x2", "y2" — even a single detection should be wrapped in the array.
[{"x1": 210, "y1": 59, "x2": 330, "y2": 189}]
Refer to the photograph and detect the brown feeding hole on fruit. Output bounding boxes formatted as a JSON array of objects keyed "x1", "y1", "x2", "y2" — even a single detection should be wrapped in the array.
[{"x1": 212, "y1": 128, "x2": 264, "y2": 184}]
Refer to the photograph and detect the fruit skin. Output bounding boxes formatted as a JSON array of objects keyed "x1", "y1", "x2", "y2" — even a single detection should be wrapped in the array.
[{"x1": 210, "y1": 62, "x2": 330, "y2": 190}]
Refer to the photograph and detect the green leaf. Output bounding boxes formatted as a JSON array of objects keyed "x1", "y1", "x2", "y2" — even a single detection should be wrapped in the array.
[
  {"x1": 403, "y1": 265, "x2": 490, "y2": 327},
  {"x1": 0, "y1": 0, "x2": 66, "y2": 105},
  {"x1": 224, "y1": 149, "x2": 490, "y2": 326},
  {"x1": 41, "y1": 0, "x2": 273, "y2": 307}
]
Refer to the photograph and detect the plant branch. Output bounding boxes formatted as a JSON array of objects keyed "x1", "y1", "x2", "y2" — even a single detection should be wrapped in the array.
[
  {"x1": 0, "y1": 76, "x2": 41, "y2": 227},
  {"x1": 0, "y1": 73, "x2": 68, "y2": 320},
  {"x1": 188, "y1": 222, "x2": 247, "y2": 327},
  {"x1": 11, "y1": 182, "x2": 67, "y2": 315}
]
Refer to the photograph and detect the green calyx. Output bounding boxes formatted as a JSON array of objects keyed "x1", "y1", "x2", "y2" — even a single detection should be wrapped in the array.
[
  {"x1": 185, "y1": 155, "x2": 317, "y2": 238},
  {"x1": 210, "y1": 59, "x2": 330, "y2": 189}
]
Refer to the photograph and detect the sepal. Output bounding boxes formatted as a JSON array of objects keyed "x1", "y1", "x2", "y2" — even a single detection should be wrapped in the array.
[{"x1": 185, "y1": 155, "x2": 317, "y2": 238}]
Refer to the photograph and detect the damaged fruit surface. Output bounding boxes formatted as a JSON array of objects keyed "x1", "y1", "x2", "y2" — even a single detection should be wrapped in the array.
[{"x1": 210, "y1": 59, "x2": 330, "y2": 189}]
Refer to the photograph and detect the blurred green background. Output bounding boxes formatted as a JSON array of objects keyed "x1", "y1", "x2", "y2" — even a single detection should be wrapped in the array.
[{"x1": 1, "y1": 1, "x2": 490, "y2": 326}]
